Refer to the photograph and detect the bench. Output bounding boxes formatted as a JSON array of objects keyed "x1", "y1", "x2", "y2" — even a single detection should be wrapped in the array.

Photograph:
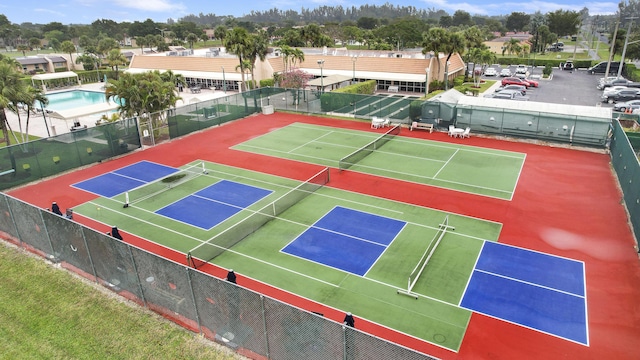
[
  {"x1": 388, "y1": 85, "x2": 399, "y2": 93},
  {"x1": 411, "y1": 121, "x2": 433, "y2": 133}
]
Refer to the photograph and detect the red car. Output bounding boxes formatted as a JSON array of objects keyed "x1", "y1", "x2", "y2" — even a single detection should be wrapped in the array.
[{"x1": 501, "y1": 77, "x2": 539, "y2": 88}]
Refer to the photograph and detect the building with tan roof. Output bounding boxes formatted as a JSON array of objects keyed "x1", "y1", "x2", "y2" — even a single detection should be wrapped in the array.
[{"x1": 126, "y1": 47, "x2": 465, "y2": 95}]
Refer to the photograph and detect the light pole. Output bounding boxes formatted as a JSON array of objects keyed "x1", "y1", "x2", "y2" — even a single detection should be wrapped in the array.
[
  {"x1": 425, "y1": 67, "x2": 430, "y2": 97},
  {"x1": 351, "y1": 56, "x2": 357, "y2": 85},
  {"x1": 617, "y1": 17, "x2": 638, "y2": 78},
  {"x1": 317, "y1": 59, "x2": 325, "y2": 92},
  {"x1": 221, "y1": 66, "x2": 226, "y2": 93},
  {"x1": 444, "y1": 61, "x2": 450, "y2": 90}
]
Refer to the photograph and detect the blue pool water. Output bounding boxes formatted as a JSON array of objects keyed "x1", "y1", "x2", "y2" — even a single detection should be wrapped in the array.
[{"x1": 42, "y1": 90, "x2": 110, "y2": 111}]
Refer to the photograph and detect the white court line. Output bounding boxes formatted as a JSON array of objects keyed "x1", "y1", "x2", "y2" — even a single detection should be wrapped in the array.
[
  {"x1": 83, "y1": 200, "x2": 340, "y2": 288},
  {"x1": 433, "y1": 148, "x2": 460, "y2": 179},
  {"x1": 287, "y1": 131, "x2": 335, "y2": 154},
  {"x1": 236, "y1": 141, "x2": 516, "y2": 197}
]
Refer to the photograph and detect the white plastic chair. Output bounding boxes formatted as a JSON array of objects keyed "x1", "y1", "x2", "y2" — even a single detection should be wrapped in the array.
[
  {"x1": 448, "y1": 125, "x2": 455, "y2": 136},
  {"x1": 462, "y1": 127, "x2": 471, "y2": 138}
]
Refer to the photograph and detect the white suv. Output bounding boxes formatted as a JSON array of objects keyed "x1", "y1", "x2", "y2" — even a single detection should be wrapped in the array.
[{"x1": 515, "y1": 65, "x2": 528, "y2": 78}]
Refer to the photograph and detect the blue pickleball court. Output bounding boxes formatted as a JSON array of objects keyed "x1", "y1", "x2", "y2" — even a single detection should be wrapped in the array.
[
  {"x1": 282, "y1": 206, "x2": 406, "y2": 276},
  {"x1": 156, "y1": 180, "x2": 273, "y2": 230},
  {"x1": 72, "y1": 161, "x2": 178, "y2": 197},
  {"x1": 460, "y1": 241, "x2": 588, "y2": 345}
]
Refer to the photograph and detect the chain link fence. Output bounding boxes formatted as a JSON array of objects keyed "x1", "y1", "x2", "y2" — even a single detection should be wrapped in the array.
[
  {"x1": 0, "y1": 193, "x2": 435, "y2": 360},
  {"x1": 609, "y1": 119, "x2": 640, "y2": 247}
]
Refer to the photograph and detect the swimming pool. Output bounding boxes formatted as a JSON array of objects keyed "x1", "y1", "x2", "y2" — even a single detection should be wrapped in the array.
[{"x1": 42, "y1": 90, "x2": 111, "y2": 111}]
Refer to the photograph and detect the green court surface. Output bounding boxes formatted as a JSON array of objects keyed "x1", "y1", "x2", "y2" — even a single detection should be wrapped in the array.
[
  {"x1": 73, "y1": 161, "x2": 502, "y2": 351},
  {"x1": 232, "y1": 123, "x2": 526, "y2": 200}
]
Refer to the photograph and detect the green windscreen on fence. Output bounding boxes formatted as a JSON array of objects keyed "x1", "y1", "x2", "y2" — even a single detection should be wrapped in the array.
[{"x1": 0, "y1": 119, "x2": 140, "y2": 191}]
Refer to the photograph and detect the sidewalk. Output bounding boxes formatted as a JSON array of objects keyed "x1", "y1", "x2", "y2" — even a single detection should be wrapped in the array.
[{"x1": 5, "y1": 82, "x2": 232, "y2": 139}]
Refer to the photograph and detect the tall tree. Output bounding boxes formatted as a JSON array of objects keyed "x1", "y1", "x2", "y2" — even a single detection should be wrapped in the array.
[
  {"x1": 105, "y1": 49, "x2": 128, "y2": 79},
  {"x1": 185, "y1": 33, "x2": 199, "y2": 50},
  {"x1": 105, "y1": 71, "x2": 181, "y2": 135},
  {"x1": 60, "y1": 41, "x2": 77, "y2": 70},
  {"x1": 244, "y1": 31, "x2": 269, "y2": 88},
  {"x1": 546, "y1": 10, "x2": 581, "y2": 37},
  {"x1": 505, "y1": 12, "x2": 530, "y2": 32},
  {"x1": 224, "y1": 27, "x2": 251, "y2": 91},
  {"x1": 0, "y1": 56, "x2": 27, "y2": 146},
  {"x1": 422, "y1": 27, "x2": 449, "y2": 78}
]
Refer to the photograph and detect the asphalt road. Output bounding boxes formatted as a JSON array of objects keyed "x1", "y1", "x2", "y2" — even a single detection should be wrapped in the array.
[{"x1": 484, "y1": 65, "x2": 612, "y2": 108}]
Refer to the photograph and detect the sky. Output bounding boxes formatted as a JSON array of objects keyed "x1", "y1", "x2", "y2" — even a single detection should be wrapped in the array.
[{"x1": 1, "y1": 0, "x2": 619, "y2": 25}]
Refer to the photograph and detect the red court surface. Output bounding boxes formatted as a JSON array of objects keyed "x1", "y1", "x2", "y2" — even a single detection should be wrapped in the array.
[{"x1": 8, "y1": 113, "x2": 640, "y2": 359}]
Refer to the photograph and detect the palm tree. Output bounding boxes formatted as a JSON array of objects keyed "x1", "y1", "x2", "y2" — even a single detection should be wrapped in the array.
[
  {"x1": 502, "y1": 38, "x2": 521, "y2": 56},
  {"x1": 279, "y1": 45, "x2": 293, "y2": 72},
  {"x1": 224, "y1": 27, "x2": 251, "y2": 91},
  {"x1": 60, "y1": 41, "x2": 77, "y2": 70},
  {"x1": 214, "y1": 25, "x2": 228, "y2": 43},
  {"x1": 185, "y1": 33, "x2": 199, "y2": 51},
  {"x1": 105, "y1": 71, "x2": 181, "y2": 140},
  {"x1": 16, "y1": 44, "x2": 29, "y2": 57},
  {"x1": 421, "y1": 28, "x2": 449, "y2": 80},
  {"x1": 245, "y1": 31, "x2": 269, "y2": 88},
  {"x1": 289, "y1": 48, "x2": 305, "y2": 70},
  {"x1": 0, "y1": 56, "x2": 24, "y2": 146},
  {"x1": 441, "y1": 32, "x2": 466, "y2": 90},
  {"x1": 106, "y1": 49, "x2": 128, "y2": 80}
]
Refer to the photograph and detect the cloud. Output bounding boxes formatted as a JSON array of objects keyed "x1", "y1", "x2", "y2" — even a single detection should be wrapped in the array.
[
  {"x1": 111, "y1": 0, "x2": 186, "y2": 12},
  {"x1": 33, "y1": 8, "x2": 67, "y2": 18}
]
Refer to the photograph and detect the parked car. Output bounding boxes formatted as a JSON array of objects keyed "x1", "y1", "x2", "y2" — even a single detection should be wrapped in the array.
[
  {"x1": 484, "y1": 89, "x2": 529, "y2": 101},
  {"x1": 603, "y1": 86, "x2": 629, "y2": 96},
  {"x1": 502, "y1": 77, "x2": 538, "y2": 88},
  {"x1": 515, "y1": 65, "x2": 528, "y2": 74},
  {"x1": 495, "y1": 85, "x2": 526, "y2": 95},
  {"x1": 560, "y1": 60, "x2": 574, "y2": 71},
  {"x1": 598, "y1": 78, "x2": 640, "y2": 90},
  {"x1": 588, "y1": 61, "x2": 623, "y2": 75},
  {"x1": 602, "y1": 89, "x2": 640, "y2": 103},
  {"x1": 484, "y1": 67, "x2": 498, "y2": 76},
  {"x1": 613, "y1": 100, "x2": 640, "y2": 112},
  {"x1": 499, "y1": 68, "x2": 512, "y2": 77}
]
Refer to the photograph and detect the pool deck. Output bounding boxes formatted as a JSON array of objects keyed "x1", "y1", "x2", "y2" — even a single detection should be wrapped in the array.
[{"x1": 5, "y1": 82, "x2": 232, "y2": 139}]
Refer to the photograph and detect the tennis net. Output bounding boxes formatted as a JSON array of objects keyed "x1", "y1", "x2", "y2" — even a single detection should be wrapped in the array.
[
  {"x1": 187, "y1": 167, "x2": 330, "y2": 269},
  {"x1": 397, "y1": 215, "x2": 454, "y2": 299},
  {"x1": 123, "y1": 162, "x2": 206, "y2": 207},
  {"x1": 338, "y1": 124, "x2": 401, "y2": 171}
]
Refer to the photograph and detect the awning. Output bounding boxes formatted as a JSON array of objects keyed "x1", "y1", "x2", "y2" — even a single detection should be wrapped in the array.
[
  {"x1": 125, "y1": 68, "x2": 243, "y2": 81},
  {"x1": 307, "y1": 74, "x2": 353, "y2": 87},
  {"x1": 32, "y1": 71, "x2": 79, "y2": 81},
  {"x1": 47, "y1": 102, "x2": 119, "y2": 120}
]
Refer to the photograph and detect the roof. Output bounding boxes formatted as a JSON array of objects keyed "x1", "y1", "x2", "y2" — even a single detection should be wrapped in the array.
[
  {"x1": 456, "y1": 96, "x2": 612, "y2": 121},
  {"x1": 32, "y1": 71, "x2": 78, "y2": 81},
  {"x1": 428, "y1": 89, "x2": 466, "y2": 103},
  {"x1": 307, "y1": 74, "x2": 352, "y2": 86},
  {"x1": 17, "y1": 57, "x2": 48, "y2": 65}
]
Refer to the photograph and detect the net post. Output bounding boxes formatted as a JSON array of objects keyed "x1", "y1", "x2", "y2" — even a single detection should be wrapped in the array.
[{"x1": 123, "y1": 192, "x2": 130, "y2": 208}]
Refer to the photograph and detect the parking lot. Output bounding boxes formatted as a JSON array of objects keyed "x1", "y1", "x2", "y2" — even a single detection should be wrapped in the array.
[{"x1": 482, "y1": 65, "x2": 611, "y2": 108}]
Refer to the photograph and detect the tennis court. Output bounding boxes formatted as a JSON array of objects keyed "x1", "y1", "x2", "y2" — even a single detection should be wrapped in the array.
[
  {"x1": 69, "y1": 157, "x2": 590, "y2": 351},
  {"x1": 8, "y1": 111, "x2": 637, "y2": 359},
  {"x1": 71, "y1": 160, "x2": 507, "y2": 351},
  {"x1": 232, "y1": 123, "x2": 526, "y2": 200}
]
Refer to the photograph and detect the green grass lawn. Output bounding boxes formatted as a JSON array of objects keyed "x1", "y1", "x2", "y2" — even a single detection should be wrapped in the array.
[
  {"x1": 0, "y1": 131, "x2": 40, "y2": 147},
  {"x1": 0, "y1": 242, "x2": 242, "y2": 360}
]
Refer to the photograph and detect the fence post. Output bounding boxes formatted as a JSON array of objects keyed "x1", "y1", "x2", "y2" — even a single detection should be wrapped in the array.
[{"x1": 260, "y1": 295, "x2": 270, "y2": 359}]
